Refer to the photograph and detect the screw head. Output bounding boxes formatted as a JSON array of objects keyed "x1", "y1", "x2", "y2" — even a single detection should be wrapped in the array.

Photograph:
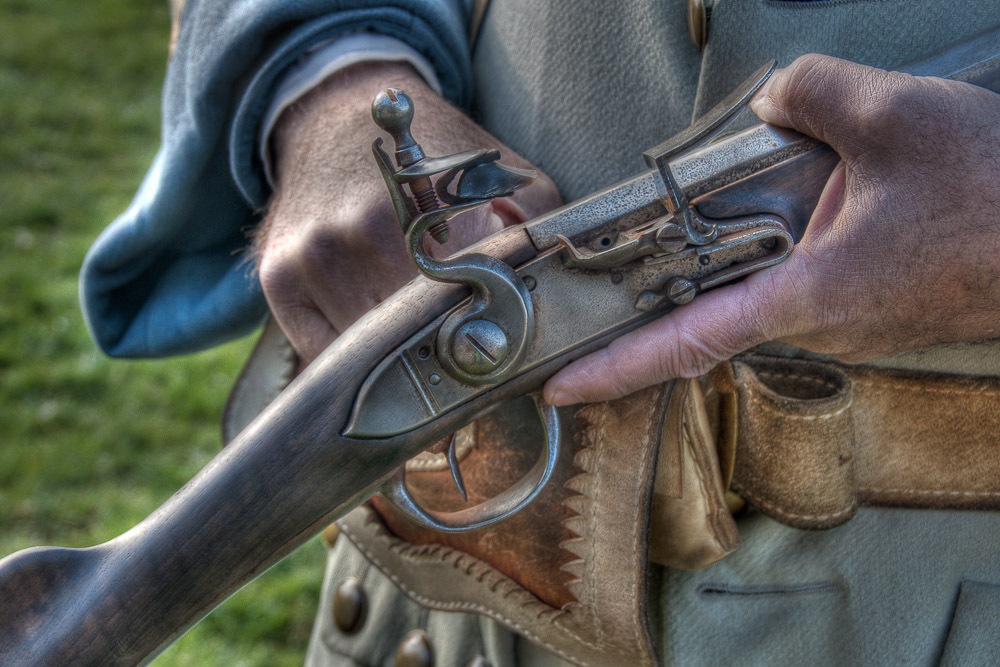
[
  {"x1": 665, "y1": 277, "x2": 697, "y2": 305},
  {"x1": 371, "y1": 88, "x2": 424, "y2": 166},
  {"x1": 371, "y1": 88, "x2": 414, "y2": 137},
  {"x1": 452, "y1": 320, "x2": 509, "y2": 375}
]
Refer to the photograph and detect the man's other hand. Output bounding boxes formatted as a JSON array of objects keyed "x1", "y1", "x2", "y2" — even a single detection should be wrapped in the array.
[
  {"x1": 545, "y1": 54, "x2": 1000, "y2": 406},
  {"x1": 258, "y1": 61, "x2": 561, "y2": 363}
]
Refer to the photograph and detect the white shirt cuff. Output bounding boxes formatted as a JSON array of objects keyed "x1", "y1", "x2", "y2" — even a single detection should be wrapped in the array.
[{"x1": 258, "y1": 33, "x2": 442, "y2": 188}]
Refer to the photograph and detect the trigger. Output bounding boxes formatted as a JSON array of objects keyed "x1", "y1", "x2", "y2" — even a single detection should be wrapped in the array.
[{"x1": 446, "y1": 432, "x2": 468, "y2": 502}]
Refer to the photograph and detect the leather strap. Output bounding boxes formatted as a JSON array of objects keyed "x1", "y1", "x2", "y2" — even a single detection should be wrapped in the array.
[
  {"x1": 712, "y1": 355, "x2": 1000, "y2": 529},
  {"x1": 222, "y1": 317, "x2": 297, "y2": 445}
]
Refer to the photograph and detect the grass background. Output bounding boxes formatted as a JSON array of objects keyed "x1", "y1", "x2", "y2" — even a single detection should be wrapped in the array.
[{"x1": 0, "y1": 0, "x2": 325, "y2": 664}]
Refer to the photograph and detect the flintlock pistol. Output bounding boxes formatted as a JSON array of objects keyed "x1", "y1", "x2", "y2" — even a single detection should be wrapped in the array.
[{"x1": 1, "y1": 27, "x2": 999, "y2": 666}]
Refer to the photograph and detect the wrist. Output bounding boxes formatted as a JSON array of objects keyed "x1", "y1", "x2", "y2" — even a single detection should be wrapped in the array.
[{"x1": 272, "y1": 60, "x2": 429, "y2": 187}]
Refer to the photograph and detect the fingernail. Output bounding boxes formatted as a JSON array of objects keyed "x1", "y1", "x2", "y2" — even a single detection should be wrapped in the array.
[
  {"x1": 546, "y1": 386, "x2": 582, "y2": 407},
  {"x1": 749, "y1": 73, "x2": 776, "y2": 115}
]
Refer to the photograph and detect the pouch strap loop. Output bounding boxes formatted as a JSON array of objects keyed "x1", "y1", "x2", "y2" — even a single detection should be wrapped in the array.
[{"x1": 716, "y1": 355, "x2": 1000, "y2": 529}]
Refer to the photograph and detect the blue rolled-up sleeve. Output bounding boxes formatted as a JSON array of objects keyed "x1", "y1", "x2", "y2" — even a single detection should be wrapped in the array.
[{"x1": 80, "y1": 0, "x2": 471, "y2": 358}]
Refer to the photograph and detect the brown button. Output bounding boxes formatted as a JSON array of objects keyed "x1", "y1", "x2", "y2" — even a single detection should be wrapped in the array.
[
  {"x1": 687, "y1": 0, "x2": 713, "y2": 51},
  {"x1": 394, "y1": 629, "x2": 434, "y2": 667},
  {"x1": 332, "y1": 577, "x2": 366, "y2": 634},
  {"x1": 465, "y1": 657, "x2": 491, "y2": 667}
]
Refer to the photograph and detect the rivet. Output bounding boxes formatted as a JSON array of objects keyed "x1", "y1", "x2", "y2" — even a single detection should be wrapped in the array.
[
  {"x1": 332, "y1": 577, "x2": 366, "y2": 634},
  {"x1": 610, "y1": 270, "x2": 623, "y2": 285},
  {"x1": 635, "y1": 290, "x2": 664, "y2": 312},
  {"x1": 428, "y1": 373, "x2": 441, "y2": 385},
  {"x1": 522, "y1": 275, "x2": 537, "y2": 291},
  {"x1": 395, "y1": 629, "x2": 434, "y2": 667}
]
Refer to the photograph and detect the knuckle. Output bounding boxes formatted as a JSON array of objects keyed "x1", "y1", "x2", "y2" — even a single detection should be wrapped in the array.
[
  {"x1": 572, "y1": 348, "x2": 634, "y2": 400},
  {"x1": 596, "y1": 348, "x2": 637, "y2": 398},
  {"x1": 296, "y1": 220, "x2": 350, "y2": 269},
  {"x1": 659, "y1": 321, "x2": 725, "y2": 379},
  {"x1": 852, "y1": 74, "x2": 918, "y2": 140},
  {"x1": 785, "y1": 53, "x2": 832, "y2": 89},
  {"x1": 797, "y1": 269, "x2": 859, "y2": 337},
  {"x1": 735, "y1": 288, "x2": 773, "y2": 335},
  {"x1": 813, "y1": 294, "x2": 857, "y2": 335},
  {"x1": 257, "y1": 252, "x2": 300, "y2": 301},
  {"x1": 604, "y1": 363, "x2": 636, "y2": 399},
  {"x1": 756, "y1": 258, "x2": 826, "y2": 337},
  {"x1": 780, "y1": 54, "x2": 839, "y2": 113}
]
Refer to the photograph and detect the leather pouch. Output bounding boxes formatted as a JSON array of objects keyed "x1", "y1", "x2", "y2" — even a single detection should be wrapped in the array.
[{"x1": 649, "y1": 377, "x2": 739, "y2": 569}]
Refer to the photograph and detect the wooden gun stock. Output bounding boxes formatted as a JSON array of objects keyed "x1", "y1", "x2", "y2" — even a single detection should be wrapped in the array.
[
  {"x1": 0, "y1": 228, "x2": 543, "y2": 666},
  {"x1": 1, "y1": 27, "x2": 999, "y2": 667}
]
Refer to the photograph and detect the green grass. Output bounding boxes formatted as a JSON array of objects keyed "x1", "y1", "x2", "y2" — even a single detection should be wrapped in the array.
[{"x1": 0, "y1": 0, "x2": 325, "y2": 663}]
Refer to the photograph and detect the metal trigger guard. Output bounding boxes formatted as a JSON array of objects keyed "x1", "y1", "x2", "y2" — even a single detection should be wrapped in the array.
[{"x1": 380, "y1": 396, "x2": 561, "y2": 532}]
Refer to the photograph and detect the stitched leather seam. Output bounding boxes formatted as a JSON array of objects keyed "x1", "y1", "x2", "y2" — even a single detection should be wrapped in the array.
[
  {"x1": 339, "y1": 522, "x2": 604, "y2": 662},
  {"x1": 628, "y1": 393, "x2": 659, "y2": 665},
  {"x1": 735, "y1": 486, "x2": 856, "y2": 522},
  {"x1": 863, "y1": 487, "x2": 1000, "y2": 498},
  {"x1": 585, "y1": 405, "x2": 609, "y2": 642},
  {"x1": 852, "y1": 376, "x2": 1000, "y2": 396},
  {"x1": 755, "y1": 370, "x2": 840, "y2": 391},
  {"x1": 748, "y1": 392, "x2": 852, "y2": 420}
]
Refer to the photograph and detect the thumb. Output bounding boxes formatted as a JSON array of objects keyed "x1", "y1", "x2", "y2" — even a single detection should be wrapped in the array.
[
  {"x1": 750, "y1": 54, "x2": 905, "y2": 160},
  {"x1": 542, "y1": 260, "x2": 805, "y2": 406}
]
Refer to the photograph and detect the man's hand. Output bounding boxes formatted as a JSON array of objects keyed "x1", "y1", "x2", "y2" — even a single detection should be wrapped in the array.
[
  {"x1": 544, "y1": 54, "x2": 1000, "y2": 406},
  {"x1": 258, "y1": 61, "x2": 561, "y2": 363}
]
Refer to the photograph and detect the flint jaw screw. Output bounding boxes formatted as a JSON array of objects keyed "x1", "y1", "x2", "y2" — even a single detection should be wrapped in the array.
[{"x1": 371, "y1": 88, "x2": 448, "y2": 242}]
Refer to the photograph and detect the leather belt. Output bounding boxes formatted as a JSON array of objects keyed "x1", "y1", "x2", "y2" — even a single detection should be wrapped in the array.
[{"x1": 711, "y1": 355, "x2": 1000, "y2": 530}]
